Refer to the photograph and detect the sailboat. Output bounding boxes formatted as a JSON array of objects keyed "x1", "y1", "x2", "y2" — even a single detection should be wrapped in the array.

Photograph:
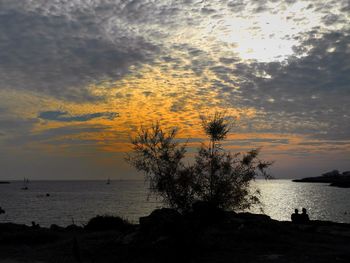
[
  {"x1": 21, "y1": 177, "x2": 29, "y2": 190},
  {"x1": 106, "y1": 178, "x2": 111, "y2": 185}
]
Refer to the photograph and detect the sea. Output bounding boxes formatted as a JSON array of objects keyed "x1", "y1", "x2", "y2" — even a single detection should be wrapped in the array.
[{"x1": 0, "y1": 180, "x2": 349, "y2": 227}]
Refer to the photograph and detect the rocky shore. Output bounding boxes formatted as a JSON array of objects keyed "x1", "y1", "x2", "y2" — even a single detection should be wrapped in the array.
[
  {"x1": 293, "y1": 170, "x2": 350, "y2": 188},
  {"x1": 1, "y1": 206, "x2": 350, "y2": 263}
]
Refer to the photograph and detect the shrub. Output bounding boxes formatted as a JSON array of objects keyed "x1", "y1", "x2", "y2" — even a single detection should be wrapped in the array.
[
  {"x1": 126, "y1": 123, "x2": 196, "y2": 211},
  {"x1": 127, "y1": 113, "x2": 272, "y2": 212},
  {"x1": 84, "y1": 215, "x2": 131, "y2": 232}
]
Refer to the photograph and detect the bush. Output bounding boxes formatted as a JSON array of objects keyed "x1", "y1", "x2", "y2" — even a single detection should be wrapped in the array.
[
  {"x1": 84, "y1": 215, "x2": 131, "y2": 232},
  {"x1": 127, "y1": 112, "x2": 272, "y2": 212},
  {"x1": 126, "y1": 123, "x2": 196, "y2": 211}
]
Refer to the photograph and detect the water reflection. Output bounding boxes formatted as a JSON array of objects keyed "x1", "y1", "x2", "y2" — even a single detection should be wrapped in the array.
[
  {"x1": 250, "y1": 180, "x2": 350, "y2": 223},
  {"x1": 0, "y1": 180, "x2": 349, "y2": 226}
]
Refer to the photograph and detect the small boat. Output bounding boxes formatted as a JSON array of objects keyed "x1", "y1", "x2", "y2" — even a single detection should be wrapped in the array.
[
  {"x1": 106, "y1": 178, "x2": 111, "y2": 185},
  {"x1": 21, "y1": 177, "x2": 29, "y2": 190}
]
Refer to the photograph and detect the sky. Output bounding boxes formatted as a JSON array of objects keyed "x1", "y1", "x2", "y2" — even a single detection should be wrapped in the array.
[{"x1": 0, "y1": 0, "x2": 349, "y2": 180}]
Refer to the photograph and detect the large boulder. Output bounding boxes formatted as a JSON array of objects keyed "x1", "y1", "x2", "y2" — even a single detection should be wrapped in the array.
[
  {"x1": 189, "y1": 201, "x2": 227, "y2": 224},
  {"x1": 235, "y1": 212, "x2": 271, "y2": 222},
  {"x1": 139, "y1": 208, "x2": 183, "y2": 234},
  {"x1": 84, "y1": 215, "x2": 131, "y2": 232}
]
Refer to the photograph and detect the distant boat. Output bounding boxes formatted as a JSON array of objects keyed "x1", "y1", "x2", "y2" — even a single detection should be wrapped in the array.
[
  {"x1": 106, "y1": 178, "x2": 111, "y2": 185},
  {"x1": 21, "y1": 178, "x2": 29, "y2": 190}
]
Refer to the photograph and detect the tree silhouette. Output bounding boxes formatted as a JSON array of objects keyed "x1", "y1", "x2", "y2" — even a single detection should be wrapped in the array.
[
  {"x1": 127, "y1": 113, "x2": 272, "y2": 212},
  {"x1": 126, "y1": 123, "x2": 196, "y2": 211}
]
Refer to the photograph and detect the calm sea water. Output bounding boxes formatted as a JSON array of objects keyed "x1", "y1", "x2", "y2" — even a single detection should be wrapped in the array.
[{"x1": 0, "y1": 180, "x2": 349, "y2": 226}]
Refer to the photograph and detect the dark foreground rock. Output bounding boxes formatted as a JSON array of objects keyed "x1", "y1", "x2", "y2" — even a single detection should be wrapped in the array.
[{"x1": 1, "y1": 211, "x2": 350, "y2": 263}]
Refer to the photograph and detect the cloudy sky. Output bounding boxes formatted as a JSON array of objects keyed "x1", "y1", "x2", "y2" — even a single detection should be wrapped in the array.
[{"x1": 0, "y1": 0, "x2": 349, "y2": 180}]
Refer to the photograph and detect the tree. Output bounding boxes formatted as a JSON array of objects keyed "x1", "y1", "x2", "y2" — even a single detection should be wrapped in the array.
[
  {"x1": 127, "y1": 113, "x2": 272, "y2": 212},
  {"x1": 126, "y1": 123, "x2": 196, "y2": 211},
  {"x1": 194, "y1": 112, "x2": 272, "y2": 210},
  {"x1": 197, "y1": 112, "x2": 232, "y2": 204}
]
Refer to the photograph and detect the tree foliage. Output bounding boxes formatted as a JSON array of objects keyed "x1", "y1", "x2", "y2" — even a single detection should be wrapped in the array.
[
  {"x1": 126, "y1": 123, "x2": 196, "y2": 211},
  {"x1": 127, "y1": 113, "x2": 272, "y2": 212}
]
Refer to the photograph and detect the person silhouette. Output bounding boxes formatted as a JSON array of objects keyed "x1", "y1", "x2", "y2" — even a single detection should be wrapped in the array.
[
  {"x1": 300, "y1": 208, "x2": 310, "y2": 223},
  {"x1": 291, "y1": 209, "x2": 300, "y2": 223}
]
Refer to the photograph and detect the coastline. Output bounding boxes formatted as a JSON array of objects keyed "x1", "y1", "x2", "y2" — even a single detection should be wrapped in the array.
[
  {"x1": 293, "y1": 170, "x2": 350, "y2": 188},
  {"x1": 1, "y1": 179, "x2": 350, "y2": 225},
  {"x1": 1, "y1": 210, "x2": 350, "y2": 263}
]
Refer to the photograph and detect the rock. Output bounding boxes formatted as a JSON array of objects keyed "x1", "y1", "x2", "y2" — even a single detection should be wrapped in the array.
[
  {"x1": 84, "y1": 215, "x2": 131, "y2": 232},
  {"x1": 293, "y1": 169, "x2": 350, "y2": 187},
  {"x1": 50, "y1": 224, "x2": 64, "y2": 231},
  {"x1": 261, "y1": 254, "x2": 283, "y2": 261},
  {"x1": 65, "y1": 224, "x2": 83, "y2": 231},
  {"x1": 190, "y1": 201, "x2": 226, "y2": 223},
  {"x1": 139, "y1": 208, "x2": 183, "y2": 234},
  {"x1": 330, "y1": 181, "x2": 350, "y2": 188},
  {"x1": 322, "y1": 170, "x2": 341, "y2": 177},
  {"x1": 235, "y1": 212, "x2": 271, "y2": 222},
  {"x1": 1, "y1": 212, "x2": 350, "y2": 262},
  {"x1": 121, "y1": 231, "x2": 138, "y2": 245}
]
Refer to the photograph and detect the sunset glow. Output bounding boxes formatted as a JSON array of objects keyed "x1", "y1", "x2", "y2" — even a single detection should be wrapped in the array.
[{"x1": 0, "y1": 0, "x2": 349, "y2": 180}]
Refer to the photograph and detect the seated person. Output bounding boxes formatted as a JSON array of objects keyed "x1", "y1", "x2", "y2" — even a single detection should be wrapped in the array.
[
  {"x1": 291, "y1": 209, "x2": 300, "y2": 223},
  {"x1": 300, "y1": 208, "x2": 310, "y2": 223}
]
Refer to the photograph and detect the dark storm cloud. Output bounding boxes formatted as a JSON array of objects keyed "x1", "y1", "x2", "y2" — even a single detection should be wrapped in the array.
[
  {"x1": 38, "y1": 111, "x2": 118, "y2": 122},
  {"x1": 0, "y1": 2, "x2": 160, "y2": 102}
]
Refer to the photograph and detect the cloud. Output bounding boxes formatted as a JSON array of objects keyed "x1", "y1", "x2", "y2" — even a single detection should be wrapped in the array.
[
  {"x1": 0, "y1": 2, "x2": 160, "y2": 102},
  {"x1": 0, "y1": 0, "x2": 349, "y2": 180},
  {"x1": 223, "y1": 138, "x2": 290, "y2": 146},
  {"x1": 1, "y1": 0, "x2": 347, "y2": 104},
  {"x1": 227, "y1": 0, "x2": 246, "y2": 12},
  {"x1": 1, "y1": 122, "x2": 114, "y2": 150},
  {"x1": 34, "y1": 124, "x2": 110, "y2": 138},
  {"x1": 1, "y1": 3, "x2": 349, "y2": 136},
  {"x1": 38, "y1": 111, "x2": 118, "y2": 122},
  {"x1": 0, "y1": 107, "x2": 38, "y2": 137},
  {"x1": 204, "y1": 29, "x2": 350, "y2": 140},
  {"x1": 0, "y1": 119, "x2": 37, "y2": 137},
  {"x1": 0, "y1": 107, "x2": 116, "y2": 148}
]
